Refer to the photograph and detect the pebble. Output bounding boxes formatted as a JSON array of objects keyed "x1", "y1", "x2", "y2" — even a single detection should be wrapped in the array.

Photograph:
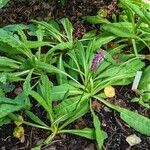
[
  {"x1": 14, "y1": 87, "x2": 22, "y2": 95},
  {"x1": 126, "y1": 134, "x2": 141, "y2": 146},
  {"x1": 84, "y1": 143, "x2": 95, "y2": 150},
  {"x1": 104, "y1": 106, "x2": 112, "y2": 112},
  {"x1": 44, "y1": 146, "x2": 56, "y2": 150}
]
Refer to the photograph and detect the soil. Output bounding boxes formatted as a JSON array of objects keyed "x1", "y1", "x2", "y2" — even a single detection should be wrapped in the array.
[{"x1": 0, "y1": 0, "x2": 150, "y2": 150}]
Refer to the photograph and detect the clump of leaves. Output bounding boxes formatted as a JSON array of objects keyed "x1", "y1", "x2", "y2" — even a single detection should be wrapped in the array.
[
  {"x1": 0, "y1": 18, "x2": 74, "y2": 84},
  {"x1": 83, "y1": 0, "x2": 150, "y2": 56},
  {"x1": 0, "y1": 16, "x2": 150, "y2": 149},
  {"x1": 9, "y1": 39, "x2": 150, "y2": 150}
]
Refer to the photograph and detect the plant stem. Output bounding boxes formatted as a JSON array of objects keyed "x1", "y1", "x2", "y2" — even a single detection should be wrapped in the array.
[
  {"x1": 23, "y1": 121, "x2": 51, "y2": 130},
  {"x1": 132, "y1": 39, "x2": 138, "y2": 57}
]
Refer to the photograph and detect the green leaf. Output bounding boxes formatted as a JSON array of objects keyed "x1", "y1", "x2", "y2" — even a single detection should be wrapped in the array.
[
  {"x1": 0, "y1": 29, "x2": 32, "y2": 57},
  {"x1": 32, "y1": 20, "x2": 64, "y2": 42},
  {"x1": 82, "y1": 15, "x2": 109, "y2": 24},
  {"x1": 0, "y1": 0, "x2": 10, "y2": 8},
  {"x1": 95, "y1": 59, "x2": 145, "y2": 84},
  {"x1": 54, "y1": 95, "x2": 90, "y2": 127},
  {"x1": 91, "y1": 102, "x2": 107, "y2": 149},
  {"x1": 139, "y1": 66, "x2": 150, "y2": 102},
  {"x1": 52, "y1": 84, "x2": 82, "y2": 100},
  {"x1": 31, "y1": 145, "x2": 41, "y2": 150},
  {"x1": 120, "y1": 108, "x2": 150, "y2": 136},
  {"x1": 38, "y1": 62, "x2": 81, "y2": 86},
  {"x1": 82, "y1": 30, "x2": 96, "y2": 40},
  {"x1": 61, "y1": 128, "x2": 95, "y2": 140},
  {"x1": 0, "y1": 92, "x2": 29, "y2": 118},
  {"x1": 0, "y1": 117, "x2": 11, "y2": 126},
  {"x1": 95, "y1": 96, "x2": 150, "y2": 136},
  {"x1": 25, "y1": 110, "x2": 48, "y2": 127},
  {"x1": 54, "y1": 96, "x2": 81, "y2": 116},
  {"x1": 30, "y1": 90, "x2": 49, "y2": 112},
  {"x1": 102, "y1": 22, "x2": 136, "y2": 38},
  {"x1": 0, "y1": 103, "x2": 22, "y2": 118},
  {"x1": 1, "y1": 83, "x2": 15, "y2": 93},
  {"x1": 23, "y1": 41, "x2": 52, "y2": 49},
  {"x1": 94, "y1": 35, "x2": 116, "y2": 50},
  {"x1": 121, "y1": 0, "x2": 150, "y2": 24},
  {"x1": 56, "y1": 54, "x2": 68, "y2": 84},
  {"x1": 38, "y1": 75, "x2": 54, "y2": 123},
  {"x1": 0, "y1": 57, "x2": 20, "y2": 69},
  {"x1": 60, "y1": 18, "x2": 73, "y2": 41},
  {"x1": 23, "y1": 69, "x2": 33, "y2": 95}
]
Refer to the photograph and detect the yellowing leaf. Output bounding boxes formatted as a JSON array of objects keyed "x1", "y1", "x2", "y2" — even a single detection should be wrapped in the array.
[
  {"x1": 13, "y1": 126, "x2": 24, "y2": 140},
  {"x1": 104, "y1": 86, "x2": 115, "y2": 98},
  {"x1": 14, "y1": 116, "x2": 23, "y2": 126}
]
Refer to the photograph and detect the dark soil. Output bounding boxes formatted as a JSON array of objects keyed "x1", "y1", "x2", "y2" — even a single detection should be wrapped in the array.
[{"x1": 0, "y1": 0, "x2": 150, "y2": 150}]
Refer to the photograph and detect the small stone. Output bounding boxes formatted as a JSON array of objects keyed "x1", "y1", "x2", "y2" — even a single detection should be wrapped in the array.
[
  {"x1": 14, "y1": 87, "x2": 22, "y2": 95},
  {"x1": 1, "y1": 147, "x2": 6, "y2": 150},
  {"x1": 44, "y1": 146, "x2": 56, "y2": 150},
  {"x1": 84, "y1": 143, "x2": 95, "y2": 150},
  {"x1": 126, "y1": 134, "x2": 141, "y2": 146},
  {"x1": 36, "y1": 139, "x2": 44, "y2": 145},
  {"x1": 104, "y1": 106, "x2": 112, "y2": 112}
]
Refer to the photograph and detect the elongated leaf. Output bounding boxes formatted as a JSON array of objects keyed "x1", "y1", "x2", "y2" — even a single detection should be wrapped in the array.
[
  {"x1": 25, "y1": 110, "x2": 48, "y2": 127},
  {"x1": 0, "y1": 29, "x2": 32, "y2": 57},
  {"x1": 0, "y1": 97, "x2": 19, "y2": 105},
  {"x1": 120, "y1": 109, "x2": 150, "y2": 136},
  {"x1": 23, "y1": 41, "x2": 52, "y2": 49},
  {"x1": 39, "y1": 75, "x2": 52, "y2": 106},
  {"x1": 54, "y1": 95, "x2": 90, "y2": 126},
  {"x1": 0, "y1": 117, "x2": 11, "y2": 126},
  {"x1": 95, "y1": 59, "x2": 145, "y2": 83},
  {"x1": 38, "y1": 62, "x2": 81, "y2": 86},
  {"x1": 23, "y1": 69, "x2": 33, "y2": 95},
  {"x1": 0, "y1": 92, "x2": 29, "y2": 118},
  {"x1": 52, "y1": 84, "x2": 82, "y2": 100},
  {"x1": 0, "y1": 104, "x2": 22, "y2": 118},
  {"x1": 32, "y1": 20, "x2": 63, "y2": 42},
  {"x1": 38, "y1": 75, "x2": 54, "y2": 123},
  {"x1": 0, "y1": 57, "x2": 20, "y2": 69},
  {"x1": 102, "y1": 22, "x2": 136, "y2": 38},
  {"x1": 122, "y1": 0, "x2": 150, "y2": 24},
  {"x1": 61, "y1": 128, "x2": 95, "y2": 140},
  {"x1": 30, "y1": 90, "x2": 49, "y2": 112},
  {"x1": 95, "y1": 96, "x2": 150, "y2": 136},
  {"x1": 82, "y1": 15, "x2": 109, "y2": 24},
  {"x1": 31, "y1": 145, "x2": 41, "y2": 150},
  {"x1": 60, "y1": 18, "x2": 73, "y2": 41},
  {"x1": 91, "y1": 103, "x2": 107, "y2": 149},
  {"x1": 133, "y1": 66, "x2": 150, "y2": 104},
  {"x1": 0, "y1": 0, "x2": 10, "y2": 8},
  {"x1": 56, "y1": 54, "x2": 68, "y2": 84},
  {"x1": 94, "y1": 35, "x2": 116, "y2": 50},
  {"x1": 54, "y1": 96, "x2": 81, "y2": 116}
]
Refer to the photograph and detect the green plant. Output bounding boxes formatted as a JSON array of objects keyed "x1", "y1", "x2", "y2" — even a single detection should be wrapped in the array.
[
  {"x1": 0, "y1": 71, "x2": 32, "y2": 126},
  {"x1": 9, "y1": 74, "x2": 102, "y2": 149},
  {"x1": 82, "y1": 0, "x2": 150, "y2": 56},
  {"x1": 0, "y1": 18, "x2": 74, "y2": 85},
  {"x1": 10, "y1": 39, "x2": 149, "y2": 149},
  {"x1": 0, "y1": 15, "x2": 150, "y2": 149},
  {"x1": 50, "y1": 39, "x2": 150, "y2": 149}
]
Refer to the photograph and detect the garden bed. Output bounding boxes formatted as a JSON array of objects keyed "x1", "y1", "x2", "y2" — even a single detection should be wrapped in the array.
[{"x1": 0, "y1": 0, "x2": 150, "y2": 150}]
